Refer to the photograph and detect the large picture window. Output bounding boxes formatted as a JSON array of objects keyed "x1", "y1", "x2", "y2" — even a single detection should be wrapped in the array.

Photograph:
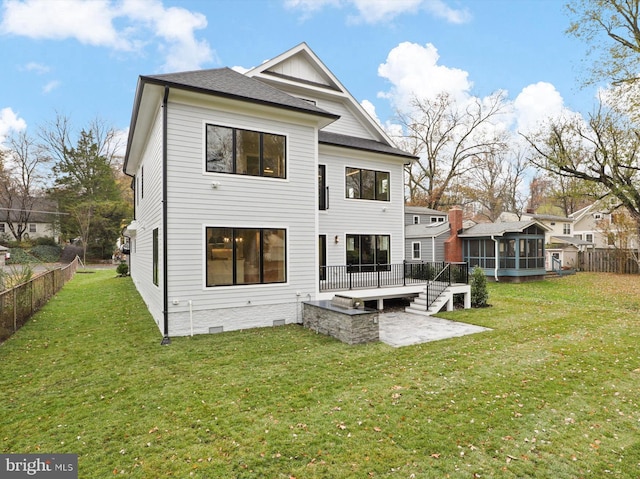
[
  {"x1": 345, "y1": 168, "x2": 389, "y2": 201},
  {"x1": 206, "y1": 124, "x2": 286, "y2": 178},
  {"x1": 206, "y1": 227, "x2": 286, "y2": 287},
  {"x1": 346, "y1": 234, "x2": 390, "y2": 272}
]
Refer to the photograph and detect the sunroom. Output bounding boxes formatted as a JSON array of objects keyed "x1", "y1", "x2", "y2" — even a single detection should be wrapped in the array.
[{"x1": 459, "y1": 221, "x2": 550, "y2": 282}]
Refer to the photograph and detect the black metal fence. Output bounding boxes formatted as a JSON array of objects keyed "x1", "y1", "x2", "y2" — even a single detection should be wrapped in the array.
[
  {"x1": 0, "y1": 257, "x2": 79, "y2": 342},
  {"x1": 320, "y1": 261, "x2": 468, "y2": 292}
]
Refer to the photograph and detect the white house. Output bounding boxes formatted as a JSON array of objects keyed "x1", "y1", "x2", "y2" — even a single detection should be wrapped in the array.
[
  {"x1": 0, "y1": 199, "x2": 60, "y2": 243},
  {"x1": 570, "y1": 201, "x2": 639, "y2": 250},
  {"x1": 123, "y1": 43, "x2": 417, "y2": 340}
]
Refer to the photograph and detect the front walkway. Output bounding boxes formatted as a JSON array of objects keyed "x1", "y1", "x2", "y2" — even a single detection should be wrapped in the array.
[{"x1": 378, "y1": 310, "x2": 490, "y2": 347}]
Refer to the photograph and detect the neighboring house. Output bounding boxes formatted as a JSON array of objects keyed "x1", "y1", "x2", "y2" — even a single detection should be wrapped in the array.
[
  {"x1": 122, "y1": 43, "x2": 418, "y2": 339},
  {"x1": 0, "y1": 199, "x2": 60, "y2": 243},
  {"x1": 499, "y1": 211, "x2": 582, "y2": 270},
  {"x1": 404, "y1": 206, "x2": 449, "y2": 262},
  {"x1": 499, "y1": 211, "x2": 573, "y2": 242},
  {"x1": 404, "y1": 206, "x2": 548, "y2": 281},
  {"x1": 457, "y1": 219, "x2": 550, "y2": 282},
  {"x1": 570, "y1": 201, "x2": 638, "y2": 250}
]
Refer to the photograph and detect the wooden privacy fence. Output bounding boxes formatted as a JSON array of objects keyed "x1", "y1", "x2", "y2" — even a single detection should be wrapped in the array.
[
  {"x1": 579, "y1": 249, "x2": 640, "y2": 274},
  {"x1": 0, "y1": 257, "x2": 79, "y2": 341}
]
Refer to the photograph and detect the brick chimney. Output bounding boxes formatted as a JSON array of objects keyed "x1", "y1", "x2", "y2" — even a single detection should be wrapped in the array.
[{"x1": 444, "y1": 206, "x2": 463, "y2": 263}]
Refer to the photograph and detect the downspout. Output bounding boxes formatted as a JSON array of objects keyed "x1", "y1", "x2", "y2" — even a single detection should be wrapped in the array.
[
  {"x1": 161, "y1": 85, "x2": 171, "y2": 345},
  {"x1": 491, "y1": 235, "x2": 499, "y2": 282}
]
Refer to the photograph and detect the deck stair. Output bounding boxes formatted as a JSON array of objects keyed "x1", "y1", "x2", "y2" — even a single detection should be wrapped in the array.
[{"x1": 405, "y1": 287, "x2": 454, "y2": 317}]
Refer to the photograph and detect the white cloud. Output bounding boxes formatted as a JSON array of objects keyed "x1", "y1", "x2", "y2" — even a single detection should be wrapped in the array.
[
  {"x1": 42, "y1": 80, "x2": 60, "y2": 94},
  {"x1": 0, "y1": 107, "x2": 27, "y2": 145},
  {"x1": 284, "y1": 0, "x2": 470, "y2": 24},
  {"x1": 360, "y1": 99, "x2": 381, "y2": 126},
  {"x1": 349, "y1": 0, "x2": 423, "y2": 23},
  {"x1": 513, "y1": 82, "x2": 576, "y2": 134},
  {"x1": 1, "y1": 0, "x2": 128, "y2": 48},
  {"x1": 23, "y1": 62, "x2": 50, "y2": 74},
  {"x1": 377, "y1": 42, "x2": 472, "y2": 111},
  {"x1": 0, "y1": 0, "x2": 214, "y2": 72},
  {"x1": 231, "y1": 65, "x2": 250, "y2": 75}
]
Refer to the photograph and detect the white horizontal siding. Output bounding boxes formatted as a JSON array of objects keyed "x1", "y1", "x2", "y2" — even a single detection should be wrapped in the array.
[
  {"x1": 316, "y1": 98, "x2": 374, "y2": 139},
  {"x1": 129, "y1": 106, "x2": 164, "y2": 331},
  {"x1": 319, "y1": 146, "x2": 406, "y2": 268},
  {"x1": 162, "y1": 100, "x2": 318, "y2": 329}
]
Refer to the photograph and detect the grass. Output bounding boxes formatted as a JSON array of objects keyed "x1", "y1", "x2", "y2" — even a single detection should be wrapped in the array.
[{"x1": 1, "y1": 271, "x2": 639, "y2": 478}]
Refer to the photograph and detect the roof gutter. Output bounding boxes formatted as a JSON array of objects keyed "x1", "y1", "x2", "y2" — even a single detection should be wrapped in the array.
[
  {"x1": 140, "y1": 75, "x2": 340, "y2": 123},
  {"x1": 161, "y1": 85, "x2": 171, "y2": 345}
]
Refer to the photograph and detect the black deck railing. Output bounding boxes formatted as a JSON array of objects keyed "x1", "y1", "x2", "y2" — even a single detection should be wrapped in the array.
[
  {"x1": 319, "y1": 261, "x2": 468, "y2": 292},
  {"x1": 425, "y1": 263, "x2": 452, "y2": 310}
]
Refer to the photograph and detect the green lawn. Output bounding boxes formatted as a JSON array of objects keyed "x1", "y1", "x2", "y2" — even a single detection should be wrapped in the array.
[{"x1": 1, "y1": 271, "x2": 639, "y2": 478}]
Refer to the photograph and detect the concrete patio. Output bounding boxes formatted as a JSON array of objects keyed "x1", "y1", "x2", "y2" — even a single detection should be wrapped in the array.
[{"x1": 378, "y1": 310, "x2": 490, "y2": 347}]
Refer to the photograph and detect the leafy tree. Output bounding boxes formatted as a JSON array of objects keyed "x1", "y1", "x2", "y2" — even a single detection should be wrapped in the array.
[
  {"x1": 40, "y1": 115, "x2": 131, "y2": 259},
  {"x1": 522, "y1": 106, "x2": 640, "y2": 261},
  {"x1": 397, "y1": 92, "x2": 509, "y2": 210},
  {"x1": 568, "y1": 0, "x2": 640, "y2": 87}
]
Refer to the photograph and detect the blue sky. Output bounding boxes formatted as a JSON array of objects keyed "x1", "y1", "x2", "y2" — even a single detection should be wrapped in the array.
[{"x1": 0, "y1": 0, "x2": 598, "y2": 152}]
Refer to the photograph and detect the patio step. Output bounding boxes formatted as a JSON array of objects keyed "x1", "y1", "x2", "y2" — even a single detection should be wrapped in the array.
[{"x1": 404, "y1": 289, "x2": 453, "y2": 317}]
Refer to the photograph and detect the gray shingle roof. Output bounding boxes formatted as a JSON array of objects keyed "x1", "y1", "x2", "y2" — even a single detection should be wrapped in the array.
[
  {"x1": 459, "y1": 220, "x2": 545, "y2": 237},
  {"x1": 143, "y1": 67, "x2": 339, "y2": 120},
  {"x1": 0, "y1": 199, "x2": 58, "y2": 223},
  {"x1": 525, "y1": 213, "x2": 573, "y2": 222},
  {"x1": 550, "y1": 236, "x2": 594, "y2": 246},
  {"x1": 318, "y1": 131, "x2": 418, "y2": 160},
  {"x1": 404, "y1": 206, "x2": 446, "y2": 215},
  {"x1": 405, "y1": 222, "x2": 450, "y2": 238}
]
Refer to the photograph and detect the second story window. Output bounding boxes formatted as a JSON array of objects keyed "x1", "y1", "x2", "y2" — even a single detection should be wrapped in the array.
[
  {"x1": 345, "y1": 167, "x2": 389, "y2": 201},
  {"x1": 206, "y1": 124, "x2": 286, "y2": 179},
  {"x1": 563, "y1": 223, "x2": 571, "y2": 235},
  {"x1": 318, "y1": 165, "x2": 327, "y2": 210}
]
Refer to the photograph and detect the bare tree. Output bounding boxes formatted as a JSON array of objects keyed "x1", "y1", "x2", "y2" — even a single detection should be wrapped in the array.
[
  {"x1": 463, "y1": 149, "x2": 529, "y2": 221},
  {"x1": 397, "y1": 92, "x2": 509, "y2": 210},
  {"x1": 0, "y1": 132, "x2": 50, "y2": 241},
  {"x1": 521, "y1": 105, "x2": 640, "y2": 261},
  {"x1": 39, "y1": 114, "x2": 122, "y2": 179}
]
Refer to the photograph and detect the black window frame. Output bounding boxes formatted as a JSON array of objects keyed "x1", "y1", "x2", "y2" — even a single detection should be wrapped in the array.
[
  {"x1": 206, "y1": 227, "x2": 287, "y2": 287},
  {"x1": 205, "y1": 124, "x2": 286, "y2": 179},
  {"x1": 152, "y1": 228, "x2": 159, "y2": 286},
  {"x1": 346, "y1": 234, "x2": 391, "y2": 272},
  {"x1": 318, "y1": 164, "x2": 328, "y2": 210},
  {"x1": 345, "y1": 167, "x2": 390, "y2": 201}
]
